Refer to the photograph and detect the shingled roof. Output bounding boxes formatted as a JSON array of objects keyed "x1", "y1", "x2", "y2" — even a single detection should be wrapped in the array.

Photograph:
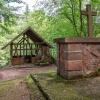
[{"x1": 1, "y1": 27, "x2": 51, "y2": 49}]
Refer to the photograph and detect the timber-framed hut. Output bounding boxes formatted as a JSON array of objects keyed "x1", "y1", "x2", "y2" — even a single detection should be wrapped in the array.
[{"x1": 1, "y1": 27, "x2": 52, "y2": 65}]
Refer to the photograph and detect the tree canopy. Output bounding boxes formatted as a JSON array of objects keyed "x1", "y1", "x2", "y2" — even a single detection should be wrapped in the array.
[{"x1": 0, "y1": 0, "x2": 100, "y2": 66}]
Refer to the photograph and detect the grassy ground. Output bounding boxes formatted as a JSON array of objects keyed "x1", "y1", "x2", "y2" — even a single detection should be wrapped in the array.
[
  {"x1": 0, "y1": 68, "x2": 99, "y2": 100},
  {"x1": 0, "y1": 79, "x2": 21, "y2": 98},
  {"x1": 0, "y1": 64, "x2": 56, "y2": 100},
  {"x1": 0, "y1": 77, "x2": 45, "y2": 100},
  {"x1": 26, "y1": 75, "x2": 45, "y2": 100},
  {"x1": 0, "y1": 78, "x2": 32, "y2": 100},
  {"x1": 32, "y1": 72, "x2": 100, "y2": 100}
]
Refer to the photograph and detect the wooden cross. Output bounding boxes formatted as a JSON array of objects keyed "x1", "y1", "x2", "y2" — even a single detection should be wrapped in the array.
[{"x1": 81, "y1": 4, "x2": 97, "y2": 38}]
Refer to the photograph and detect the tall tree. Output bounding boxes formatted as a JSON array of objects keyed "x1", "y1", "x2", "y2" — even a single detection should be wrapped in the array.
[{"x1": 0, "y1": 0, "x2": 23, "y2": 33}]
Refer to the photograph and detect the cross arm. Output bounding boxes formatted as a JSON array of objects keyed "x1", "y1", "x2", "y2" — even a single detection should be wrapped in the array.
[
  {"x1": 92, "y1": 11, "x2": 97, "y2": 16},
  {"x1": 81, "y1": 11, "x2": 97, "y2": 16}
]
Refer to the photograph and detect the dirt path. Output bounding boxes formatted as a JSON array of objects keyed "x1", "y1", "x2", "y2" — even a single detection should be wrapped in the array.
[
  {"x1": 0, "y1": 64, "x2": 56, "y2": 81},
  {"x1": 0, "y1": 79, "x2": 31, "y2": 100},
  {"x1": 0, "y1": 64, "x2": 56, "y2": 100},
  {"x1": 72, "y1": 76, "x2": 100, "y2": 100}
]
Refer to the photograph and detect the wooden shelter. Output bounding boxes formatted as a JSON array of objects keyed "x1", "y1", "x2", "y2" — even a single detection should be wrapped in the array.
[{"x1": 2, "y1": 27, "x2": 52, "y2": 65}]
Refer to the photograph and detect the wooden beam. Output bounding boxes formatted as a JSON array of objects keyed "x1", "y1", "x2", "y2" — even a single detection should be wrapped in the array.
[
  {"x1": 26, "y1": 44, "x2": 27, "y2": 56},
  {"x1": 81, "y1": 4, "x2": 97, "y2": 38},
  {"x1": 10, "y1": 43, "x2": 13, "y2": 59},
  {"x1": 23, "y1": 34, "x2": 25, "y2": 56},
  {"x1": 20, "y1": 44, "x2": 21, "y2": 56},
  {"x1": 81, "y1": 11, "x2": 97, "y2": 16}
]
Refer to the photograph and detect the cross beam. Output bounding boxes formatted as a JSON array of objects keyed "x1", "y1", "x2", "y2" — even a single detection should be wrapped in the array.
[{"x1": 81, "y1": 4, "x2": 97, "y2": 38}]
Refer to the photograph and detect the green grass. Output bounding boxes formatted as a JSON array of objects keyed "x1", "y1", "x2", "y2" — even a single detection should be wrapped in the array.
[
  {"x1": 25, "y1": 75, "x2": 45, "y2": 100},
  {"x1": 0, "y1": 71, "x2": 99, "y2": 100},
  {"x1": 31, "y1": 72, "x2": 100, "y2": 100}
]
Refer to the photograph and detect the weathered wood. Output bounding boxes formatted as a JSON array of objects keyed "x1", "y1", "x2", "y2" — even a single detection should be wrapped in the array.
[
  {"x1": 26, "y1": 44, "x2": 27, "y2": 56},
  {"x1": 2, "y1": 27, "x2": 52, "y2": 65},
  {"x1": 81, "y1": 4, "x2": 97, "y2": 38},
  {"x1": 30, "y1": 44, "x2": 33, "y2": 56},
  {"x1": 13, "y1": 44, "x2": 19, "y2": 56},
  {"x1": 23, "y1": 34, "x2": 25, "y2": 56},
  {"x1": 1, "y1": 27, "x2": 51, "y2": 50},
  {"x1": 12, "y1": 48, "x2": 36, "y2": 50},
  {"x1": 20, "y1": 44, "x2": 21, "y2": 56},
  {"x1": 10, "y1": 43, "x2": 13, "y2": 59}
]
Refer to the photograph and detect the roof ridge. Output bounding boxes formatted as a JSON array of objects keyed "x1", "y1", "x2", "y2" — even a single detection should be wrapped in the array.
[{"x1": 1, "y1": 27, "x2": 51, "y2": 50}]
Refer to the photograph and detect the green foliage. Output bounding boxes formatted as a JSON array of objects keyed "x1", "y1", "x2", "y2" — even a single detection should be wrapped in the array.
[
  {"x1": 0, "y1": 0, "x2": 100, "y2": 67},
  {"x1": 0, "y1": 0, "x2": 23, "y2": 33},
  {"x1": 26, "y1": 75, "x2": 45, "y2": 100}
]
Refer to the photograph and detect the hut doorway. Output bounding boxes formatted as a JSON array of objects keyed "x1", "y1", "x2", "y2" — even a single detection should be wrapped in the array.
[{"x1": 24, "y1": 56, "x2": 31, "y2": 63}]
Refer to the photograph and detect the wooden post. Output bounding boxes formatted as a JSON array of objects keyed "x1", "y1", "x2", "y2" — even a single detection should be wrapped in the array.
[
  {"x1": 26, "y1": 44, "x2": 27, "y2": 56},
  {"x1": 10, "y1": 43, "x2": 13, "y2": 64},
  {"x1": 31, "y1": 44, "x2": 33, "y2": 56},
  {"x1": 20, "y1": 44, "x2": 21, "y2": 56},
  {"x1": 23, "y1": 34, "x2": 25, "y2": 56},
  {"x1": 81, "y1": 4, "x2": 97, "y2": 38}
]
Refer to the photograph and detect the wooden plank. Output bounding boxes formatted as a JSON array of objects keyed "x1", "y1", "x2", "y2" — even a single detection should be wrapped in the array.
[
  {"x1": 10, "y1": 43, "x2": 13, "y2": 59},
  {"x1": 26, "y1": 44, "x2": 27, "y2": 56},
  {"x1": 23, "y1": 34, "x2": 25, "y2": 56},
  {"x1": 31, "y1": 44, "x2": 33, "y2": 56},
  {"x1": 20, "y1": 44, "x2": 21, "y2": 56},
  {"x1": 81, "y1": 4, "x2": 97, "y2": 37}
]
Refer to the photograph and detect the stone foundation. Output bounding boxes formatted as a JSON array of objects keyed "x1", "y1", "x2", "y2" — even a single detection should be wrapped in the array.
[{"x1": 55, "y1": 38, "x2": 100, "y2": 79}]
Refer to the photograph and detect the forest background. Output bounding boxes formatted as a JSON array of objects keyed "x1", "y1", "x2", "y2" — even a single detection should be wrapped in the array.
[{"x1": 0, "y1": 0, "x2": 100, "y2": 67}]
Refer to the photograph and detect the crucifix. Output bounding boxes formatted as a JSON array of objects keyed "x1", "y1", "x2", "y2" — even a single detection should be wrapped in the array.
[{"x1": 81, "y1": 4, "x2": 97, "y2": 38}]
